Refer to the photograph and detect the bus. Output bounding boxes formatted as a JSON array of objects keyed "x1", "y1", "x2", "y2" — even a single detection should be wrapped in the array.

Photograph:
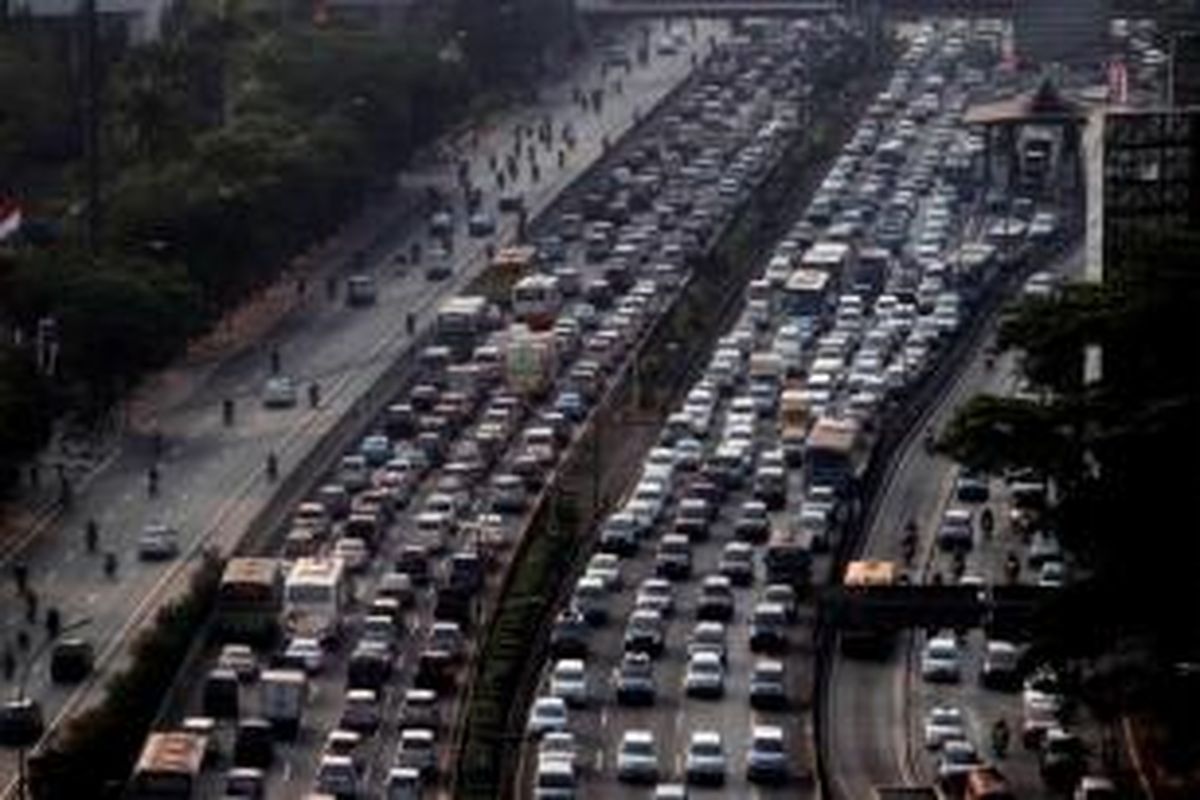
[
  {"x1": 800, "y1": 240, "x2": 852, "y2": 282},
  {"x1": 511, "y1": 274, "x2": 562, "y2": 331},
  {"x1": 841, "y1": 559, "x2": 898, "y2": 658},
  {"x1": 282, "y1": 557, "x2": 347, "y2": 644},
  {"x1": 804, "y1": 416, "x2": 862, "y2": 492},
  {"x1": 782, "y1": 268, "x2": 831, "y2": 319},
  {"x1": 129, "y1": 732, "x2": 206, "y2": 799},
  {"x1": 778, "y1": 388, "x2": 810, "y2": 467},
  {"x1": 436, "y1": 295, "x2": 493, "y2": 360},
  {"x1": 216, "y1": 558, "x2": 282, "y2": 642},
  {"x1": 765, "y1": 524, "x2": 815, "y2": 588}
]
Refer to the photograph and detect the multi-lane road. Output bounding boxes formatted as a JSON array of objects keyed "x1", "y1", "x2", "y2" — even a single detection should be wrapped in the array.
[{"x1": 0, "y1": 19, "x2": 720, "y2": 794}]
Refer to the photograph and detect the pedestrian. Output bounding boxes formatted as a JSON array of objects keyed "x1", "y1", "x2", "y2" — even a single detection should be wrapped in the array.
[
  {"x1": 84, "y1": 519, "x2": 99, "y2": 554},
  {"x1": 45, "y1": 607, "x2": 60, "y2": 640},
  {"x1": 2, "y1": 648, "x2": 13, "y2": 681},
  {"x1": 222, "y1": 397, "x2": 235, "y2": 426},
  {"x1": 308, "y1": 382, "x2": 321, "y2": 409},
  {"x1": 266, "y1": 452, "x2": 279, "y2": 482},
  {"x1": 15, "y1": 630, "x2": 28, "y2": 653},
  {"x1": 147, "y1": 465, "x2": 160, "y2": 498},
  {"x1": 558, "y1": 150, "x2": 566, "y2": 169},
  {"x1": 269, "y1": 347, "x2": 281, "y2": 376},
  {"x1": 28, "y1": 462, "x2": 39, "y2": 489},
  {"x1": 25, "y1": 591, "x2": 38, "y2": 624},
  {"x1": 406, "y1": 313, "x2": 416, "y2": 336},
  {"x1": 12, "y1": 562, "x2": 27, "y2": 594}
]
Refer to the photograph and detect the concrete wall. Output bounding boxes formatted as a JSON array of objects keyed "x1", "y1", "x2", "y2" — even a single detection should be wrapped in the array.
[{"x1": 1013, "y1": 0, "x2": 1107, "y2": 66}]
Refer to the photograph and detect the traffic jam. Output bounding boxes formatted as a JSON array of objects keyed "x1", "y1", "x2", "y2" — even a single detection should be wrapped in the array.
[
  {"x1": 521, "y1": 20, "x2": 1071, "y2": 800},
  {"x1": 135, "y1": 17, "x2": 856, "y2": 800}
]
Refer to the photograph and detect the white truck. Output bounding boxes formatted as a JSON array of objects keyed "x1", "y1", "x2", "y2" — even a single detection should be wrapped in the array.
[{"x1": 261, "y1": 669, "x2": 307, "y2": 740}]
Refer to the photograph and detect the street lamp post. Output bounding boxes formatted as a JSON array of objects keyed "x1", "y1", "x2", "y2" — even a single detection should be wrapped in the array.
[{"x1": 12, "y1": 617, "x2": 92, "y2": 800}]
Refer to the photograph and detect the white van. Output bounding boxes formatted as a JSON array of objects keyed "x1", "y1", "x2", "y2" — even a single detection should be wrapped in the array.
[
  {"x1": 534, "y1": 757, "x2": 577, "y2": 799},
  {"x1": 385, "y1": 766, "x2": 422, "y2": 800},
  {"x1": 395, "y1": 728, "x2": 437, "y2": 775}
]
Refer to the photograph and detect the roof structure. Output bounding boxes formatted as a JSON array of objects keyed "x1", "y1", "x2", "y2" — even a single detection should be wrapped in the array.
[{"x1": 964, "y1": 79, "x2": 1088, "y2": 126}]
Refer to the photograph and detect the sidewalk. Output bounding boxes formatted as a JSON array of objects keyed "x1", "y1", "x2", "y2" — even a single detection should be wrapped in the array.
[{"x1": 0, "y1": 18, "x2": 717, "y2": 793}]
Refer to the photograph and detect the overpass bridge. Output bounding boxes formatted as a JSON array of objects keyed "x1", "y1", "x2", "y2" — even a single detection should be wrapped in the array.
[{"x1": 576, "y1": 0, "x2": 1170, "y2": 19}]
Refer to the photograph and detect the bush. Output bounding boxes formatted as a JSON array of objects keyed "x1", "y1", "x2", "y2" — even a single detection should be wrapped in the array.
[{"x1": 28, "y1": 553, "x2": 224, "y2": 800}]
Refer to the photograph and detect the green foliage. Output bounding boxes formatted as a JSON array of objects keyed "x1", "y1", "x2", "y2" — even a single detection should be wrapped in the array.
[
  {"x1": 0, "y1": 346, "x2": 55, "y2": 492},
  {"x1": 453, "y1": 0, "x2": 573, "y2": 87},
  {"x1": 0, "y1": 248, "x2": 202, "y2": 405},
  {"x1": 0, "y1": 30, "x2": 77, "y2": 175},
  {"x1": 30, "y1": 553, "x2": 224, "y2": 800},
  {"x1": 941, "y1": 231, "x2": 1200, "y2": 716}
]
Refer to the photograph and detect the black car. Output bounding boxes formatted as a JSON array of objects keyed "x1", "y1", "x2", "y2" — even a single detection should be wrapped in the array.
[
  {"x1": 550, "y1": 609, "x2": 589, "y2": 658},
  {"x1": 614, "y1": 654, "x2": 656, "y2": 706}
]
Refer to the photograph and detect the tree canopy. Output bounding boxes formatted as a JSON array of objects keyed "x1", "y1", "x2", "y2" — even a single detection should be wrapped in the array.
[{"x1": 939, "y1": 232, "x2": 1200, "y2": 765}]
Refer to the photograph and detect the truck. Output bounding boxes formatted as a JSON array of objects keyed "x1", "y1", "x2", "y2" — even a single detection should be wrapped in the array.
[
  {"x1": 504, "y1": 323, "x2": 558, "y2": 399},
  {"x1": 435, "y1": 295, "x2": 494, "y2": 361},
  {"x1": 282, "y1": 557, "x2": 347, "y2": 644},
  {"x1": 260, "y1": 669, "x2": 307, "y2": 741}
]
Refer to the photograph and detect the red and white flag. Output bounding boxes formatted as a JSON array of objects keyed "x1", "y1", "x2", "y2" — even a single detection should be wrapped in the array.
[{"x1": 0, "y1": 198, "x2": 21, "y2": 242}]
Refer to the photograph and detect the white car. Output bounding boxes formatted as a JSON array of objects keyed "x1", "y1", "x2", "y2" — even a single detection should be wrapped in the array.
[
  {"x1": 635, "y1": 578, "x2": 675, "y2": 617},
  {"x1": 617, "y1": 730, "x2": 659, "y2": 784},
  {"x1": 538, "y1": 730, "x2": 578, "y2": 771},
  {"x1": 685, "y1": 730, "x2": 727, "y2": 786},
  {"x1": 686, "y1": 621, "x2": 727, "y2": 663},
  {"x1": 921, "y1": 635, "x2": 962, "y2": 683},
  {"x1": 923, "y1": 706, "x2": 966, "y2": 749},
  {"x1": 684, "y1": 651, "x2": 725, "y2": 698},
  {"x1": 138, "y1": 523, "x2": 180, "y2": 560},
  {"x1": 585, "y1": 553, "x2": 622, "y2": 591},
  {"x1": 937, "y1": 738, "x2": 982, "y2": 788},
  {"x1": 527, "y1": 696, "x2": 568, "y2": 737},
  {"x1": 549, "y1": 659, "x2": 588, "y2": 707},
  {"x1": 283, "y1": 637, "x2": 325, "y2": 674},
  {"x1": 332, "y1": 537, "x2": 369, "y2": 572},
  {"x1": 262, "y1": 376, "x2": 298, "y2": 408}
]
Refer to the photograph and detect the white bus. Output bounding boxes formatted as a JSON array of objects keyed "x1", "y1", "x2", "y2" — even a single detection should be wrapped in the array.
[
  {"x1": 283, "y1": 557, "x2": 347, "y2": 644},
  {"x1": 782, "y1": 268, "x2": 832, "y2": 319},
  {"x1": 512, "y1": 274, "x2": 562, "y2": 331}
]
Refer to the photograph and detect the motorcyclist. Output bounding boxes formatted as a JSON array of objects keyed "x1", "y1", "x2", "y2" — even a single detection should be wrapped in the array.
[{"x1": 991, "y1": 717, "x2": 1010, "y2": 758}]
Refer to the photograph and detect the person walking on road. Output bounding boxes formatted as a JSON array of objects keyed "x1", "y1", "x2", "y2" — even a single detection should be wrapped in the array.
[
  {"x1": 12, "y1": 561, "x2": 28, "y2": 595},
  {"x1": 45, "y1": 607, "x2": 60, "y2": 640},
  {"x1": 2, "y1": 648, "x2": 13, "y2": 681},
  {"x1": 147, "y1": 465, "x2": 160, "y2": 498},
  {"x1": 222, "y1": 397, "x2": 235, "y2": 426},
  {"x1": 269, "y1": 347, "x2": 281, "y2": 376},
  {"x1": 104, "y1": 551, "x2": 118, "y2": 580},
  {"x1": 308, "y1": 382, "x2": 321, "y2": 409},
  {"x1": 24, "y1": 590, "x2": 38, "y2": 625},
  {"x1": 406, "y1": 313, "x2": 416, "y2": 337},
  {"x1": 85, "y1": 518, "x2": 99, "y2": 554},
  {"x1": 266, "y1": 452, "x2": 279, "y2": 482}
]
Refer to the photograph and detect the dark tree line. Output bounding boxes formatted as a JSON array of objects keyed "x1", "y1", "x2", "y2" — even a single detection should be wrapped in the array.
[{"x1": 939, "y1": 231, "x2": 1200, "y2": 775}]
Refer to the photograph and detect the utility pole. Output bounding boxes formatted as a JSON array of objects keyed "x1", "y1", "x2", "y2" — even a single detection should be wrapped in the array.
[{"x1": 81, "y1": 0, "x2": 101, "y2": 257}]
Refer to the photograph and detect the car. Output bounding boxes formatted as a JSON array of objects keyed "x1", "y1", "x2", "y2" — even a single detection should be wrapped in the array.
[
  {"x1": 1040, "y1": 727, "x2": 1086, "y2": 791},
  {"x1": 534, "y1": 757, "x2": 576, "y2": 800},
  {"x1": 746, "y1": 725, "x2": 788, "y2": 784},
  {"x1": 282, "y1": 637, "x2": 325, "y2": 674},
  {"x1": 750, "y1": 602, "x2": 789, "y2": 653},
  {"x1": 315, "y1": 755, "x2": 359, "y2": 797},
  {"x1": 749, "y1": 659, "x2": 787, "y2": 710},
  {"x1": 262, "y1": 376, "x2": 298, "y2": 408},
  {"x1": 923, "y1": 706, "x2": 966, "y2": 750},
  {"x1": 624, "y1": 608, "x2": 665, "y2": 657},
  {"x1": 550, "y1": 608, "x2": 589, "y2": 658},
  {"x1": 549, "y1": 659, "x2": 588, "y2": 707},
  {"x1": 685, "y1": 730, "x2": 727, "y2": 786},
  {"x1": 686, "y1": 622, "x2": 727, "y2": 663},
  {"x1": 217, "y1": 644, "x2": 259, "y2": 682},
  {"x1": 734, "y1": 500, "x2": 771, "y2": 543},
  {"x1": 585, "y1": 553, "x2": 622, "y2": 591},
  {"x1": 614, "y1": 651, "x2": 656, "y2": 706},
  {"x1": 718, "y1": 541, "x2": 755, "y2": 586},
  {"x1": 395, "y1": 727, "x2": 437, "y2": 776},
  {"x1": 538, "y1": 730, "x2": 578, "y2": 772},
  {"x1": 468, "y1": 212, "x2": 495, "y2": 237},
  {"x1": 937, "y1": 738, "x2": 982, "y2": 791},
  {"x1": 617, "y1": 730, "x2": 659, "y2": 784},
  {"x1": 921, "y1": 634, "x2": 962, "y2": 683},
  {"x1": 653, "y1": 784, "x2": 688, "y2": 800},
  {"x1": 981, "y1": 640, "x2": 1020, "y2": 690},
  {"x1": 1038, "y1": 559, "x2": 1067, "y2": 587},
  {"x1": 599, "y1": 511, "x2": 640, "y2": 555},
  {"x1": 696, "y1": 575, "x2": 734, "y2": 621},
  {"x1": 527, "y1": 696, "x2": 568, "y2": 737},
  {"x1": 762, "y1": 583, "x2": 798, "y2": 622},
  {"x1": 684, "y1": 651, "x2": 725, "y2": 698},
  {"x1": 138, "y1": 523, "x2": 180, "y2": 560},
  {"x1": 635, "y1": 578, "x2": 675, "y2": 617},
  {"x1": 332, "y1": 537, "x2": 369, "y2": 572}
]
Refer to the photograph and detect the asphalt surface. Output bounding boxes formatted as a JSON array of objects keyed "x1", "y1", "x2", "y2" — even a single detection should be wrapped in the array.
[
  {"x1": 824, "y1": 241, "x2": 1091, "y2": 800},
  {"x1": 0, "y1": 19, "x2": 718, "y2": 795}
]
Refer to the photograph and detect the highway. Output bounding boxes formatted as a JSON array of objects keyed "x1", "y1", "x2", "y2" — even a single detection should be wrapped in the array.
[
  {"x1": 0, "y1": 18, "x2": 720, "y2": 795},
  {"x1": 165, "y1": 18, "x2": 840, "y2": 800}
]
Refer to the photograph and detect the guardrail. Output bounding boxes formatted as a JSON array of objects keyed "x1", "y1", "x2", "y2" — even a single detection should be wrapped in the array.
[{"x1": 811, "y1": 211, "x2": 1084, "y2": 798}]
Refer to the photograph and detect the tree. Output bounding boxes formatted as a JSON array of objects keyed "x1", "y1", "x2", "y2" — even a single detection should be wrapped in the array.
[
  {"x1": 0, "y1": 346, "x2": 54, "y2": 494},
  {"x1": 940, "y1": 231, "x2": 1200, "y2": 768}
]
